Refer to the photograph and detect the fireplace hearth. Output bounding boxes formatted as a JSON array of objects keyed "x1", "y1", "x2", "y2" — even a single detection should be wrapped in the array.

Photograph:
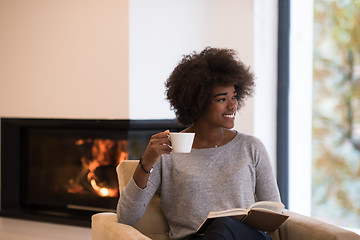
[{"x1": 0, "y1": 118, "x2": 184, "y2": 227}]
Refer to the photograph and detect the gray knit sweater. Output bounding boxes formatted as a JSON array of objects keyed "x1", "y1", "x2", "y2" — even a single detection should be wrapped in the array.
[{"x1": 117, "y1": 132, "x2": 281, "y2": 240}]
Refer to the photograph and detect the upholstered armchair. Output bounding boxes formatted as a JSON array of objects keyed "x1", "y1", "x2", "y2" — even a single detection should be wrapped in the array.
[{"x1": 91, "y1": 160, "x2": 360, "y2": 240}]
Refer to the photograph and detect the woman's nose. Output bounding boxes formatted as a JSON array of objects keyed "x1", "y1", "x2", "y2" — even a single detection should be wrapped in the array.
[{"x1": 228, "y1": 101, "x2": 237, "y2": 110}]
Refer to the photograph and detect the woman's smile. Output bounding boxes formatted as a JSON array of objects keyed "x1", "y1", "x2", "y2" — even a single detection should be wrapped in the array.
[{"x1": 223, "y1": 112, "x2": 236, "y2": 118}]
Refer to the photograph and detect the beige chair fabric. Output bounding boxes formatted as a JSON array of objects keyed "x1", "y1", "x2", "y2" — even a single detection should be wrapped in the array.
[
  {"x1": 279, "y1": 210, "x2": 360, "y2": 240},
  {"x1": 91, "y1": 160, "x2": 360, "y2": 240}
]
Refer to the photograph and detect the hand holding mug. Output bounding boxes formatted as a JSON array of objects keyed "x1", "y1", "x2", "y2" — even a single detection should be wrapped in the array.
[{"x1": 141, "y1": 130, "x2": 172, "y2": 167}]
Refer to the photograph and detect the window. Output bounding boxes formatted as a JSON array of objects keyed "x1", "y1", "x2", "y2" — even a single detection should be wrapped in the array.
[{"x1": 289, "y1": 0, "x2": 360, "y2": 233}]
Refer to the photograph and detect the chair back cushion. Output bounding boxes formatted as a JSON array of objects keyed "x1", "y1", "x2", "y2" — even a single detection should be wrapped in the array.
[{"x1": 117, "y1": 160, "x2": 170, "y2": 240}]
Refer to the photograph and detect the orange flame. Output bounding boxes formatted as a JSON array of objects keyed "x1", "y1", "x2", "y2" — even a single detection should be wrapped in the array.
[
  {"x1": 90, "y1": 179, "x2": 118, "y2": 197},
  {"x1": 68, "y1": 138, "x2": 128, "y2": 197}
]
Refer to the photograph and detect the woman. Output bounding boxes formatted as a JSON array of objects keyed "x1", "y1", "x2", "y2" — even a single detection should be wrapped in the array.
[{"x1": 117, "y1": 47, "x2": 281, "y2": 240}]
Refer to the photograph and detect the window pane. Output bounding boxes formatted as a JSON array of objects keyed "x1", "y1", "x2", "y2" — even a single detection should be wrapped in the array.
[{"x1": 312, "y1": 0, "x2": 360, "y2": 229}]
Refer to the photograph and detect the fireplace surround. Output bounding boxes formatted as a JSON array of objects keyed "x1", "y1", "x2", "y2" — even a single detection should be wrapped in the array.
[{"x1": 0, "y1": 118, "x2": 184, "y2": 227}]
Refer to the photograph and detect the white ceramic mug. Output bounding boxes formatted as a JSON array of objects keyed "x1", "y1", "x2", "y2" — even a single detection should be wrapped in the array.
[{"x1": 169, "y1": 132, "x2": 195, "y2": 153}]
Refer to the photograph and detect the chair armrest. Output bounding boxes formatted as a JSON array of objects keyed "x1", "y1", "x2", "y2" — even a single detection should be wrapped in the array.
[
  {"x1": 91, "y1": 212, "x2": 151, "y2": 240},
  {"x1": 278, "y1": 210, "x2": 360, "y2": 240}
]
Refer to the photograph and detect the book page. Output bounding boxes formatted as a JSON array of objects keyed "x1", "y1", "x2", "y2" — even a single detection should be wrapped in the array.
[
  {"x1": 249, "y1": 201, "x2": 284, "y2": 213},
  {"x1": 208, "y1": 208, "x2": 247, "y2": 218}
]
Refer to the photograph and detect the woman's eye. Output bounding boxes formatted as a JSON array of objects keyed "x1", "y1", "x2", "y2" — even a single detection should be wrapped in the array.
[
  {"x1": 232, "y1": 95, "x2": 238, "y2": 100},
  {"x1": 217, "y1": 98, "x2": 225, "y2": 102}
]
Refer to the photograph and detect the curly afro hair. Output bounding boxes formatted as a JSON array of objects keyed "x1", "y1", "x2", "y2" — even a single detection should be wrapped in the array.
[{"x1": 165, "y1": 47, "x2": 255, "y2": 126}]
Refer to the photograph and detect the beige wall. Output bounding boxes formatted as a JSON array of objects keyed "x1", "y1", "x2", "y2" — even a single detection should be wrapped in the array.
[
  {"x1": 0, "y1": 0, "x2": 129, "y2": 119},
  {"x1": 0, "y1": 0, "x2": 128, "y2": 239},
  {"x1": 0, "y1": 0, "x2": 255, "y2": 135}
]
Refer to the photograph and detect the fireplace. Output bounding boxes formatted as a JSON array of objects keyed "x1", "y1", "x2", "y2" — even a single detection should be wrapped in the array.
[{"x1": 0, "y1": 118, "x2": 184, "y2": 227}]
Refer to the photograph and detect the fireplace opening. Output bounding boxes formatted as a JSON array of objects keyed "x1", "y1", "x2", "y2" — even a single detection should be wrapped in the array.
[
  {"x1": 1, "y1": 118, "x2": 184, "y2": 227},
  {"x1": 25, "y1": 128, "x2": 127, "y2": 211}
]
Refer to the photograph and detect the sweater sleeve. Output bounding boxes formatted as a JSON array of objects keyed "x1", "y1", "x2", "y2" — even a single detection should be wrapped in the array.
[
  {"x1": 117, "y1": 160, "x2": 161, "y2": 225},
  {"x1": 251, "y1": 137, "x2": 281, "y2": 202}
]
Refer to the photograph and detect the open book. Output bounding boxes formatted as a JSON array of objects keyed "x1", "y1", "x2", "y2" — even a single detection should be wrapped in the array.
[{"x1": 196, "y1": 201, "x2": 289, "y2": 234}]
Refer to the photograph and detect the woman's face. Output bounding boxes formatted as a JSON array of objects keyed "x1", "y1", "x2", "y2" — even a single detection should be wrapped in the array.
[{"x1": 199, "y1": 85, "x2": 238, "y2": 129}]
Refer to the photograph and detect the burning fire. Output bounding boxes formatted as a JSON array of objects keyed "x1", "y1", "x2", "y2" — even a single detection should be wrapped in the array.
[
  {"x1": 90, "y1": 179, "x2": 117, "y2": 197},
  {"x1": 67, "y1": 138, "x2": 128, "y2": 197}
]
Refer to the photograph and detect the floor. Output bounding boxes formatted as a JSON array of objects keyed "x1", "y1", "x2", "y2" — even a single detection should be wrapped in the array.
[{"x1": 0, "y1": 216, "x2": 91, "y2": 240}]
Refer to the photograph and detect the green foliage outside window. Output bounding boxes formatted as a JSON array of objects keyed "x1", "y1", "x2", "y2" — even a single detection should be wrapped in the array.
[{"x1": 313, "y1": 0, "x2": 360, "y2": 228}]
